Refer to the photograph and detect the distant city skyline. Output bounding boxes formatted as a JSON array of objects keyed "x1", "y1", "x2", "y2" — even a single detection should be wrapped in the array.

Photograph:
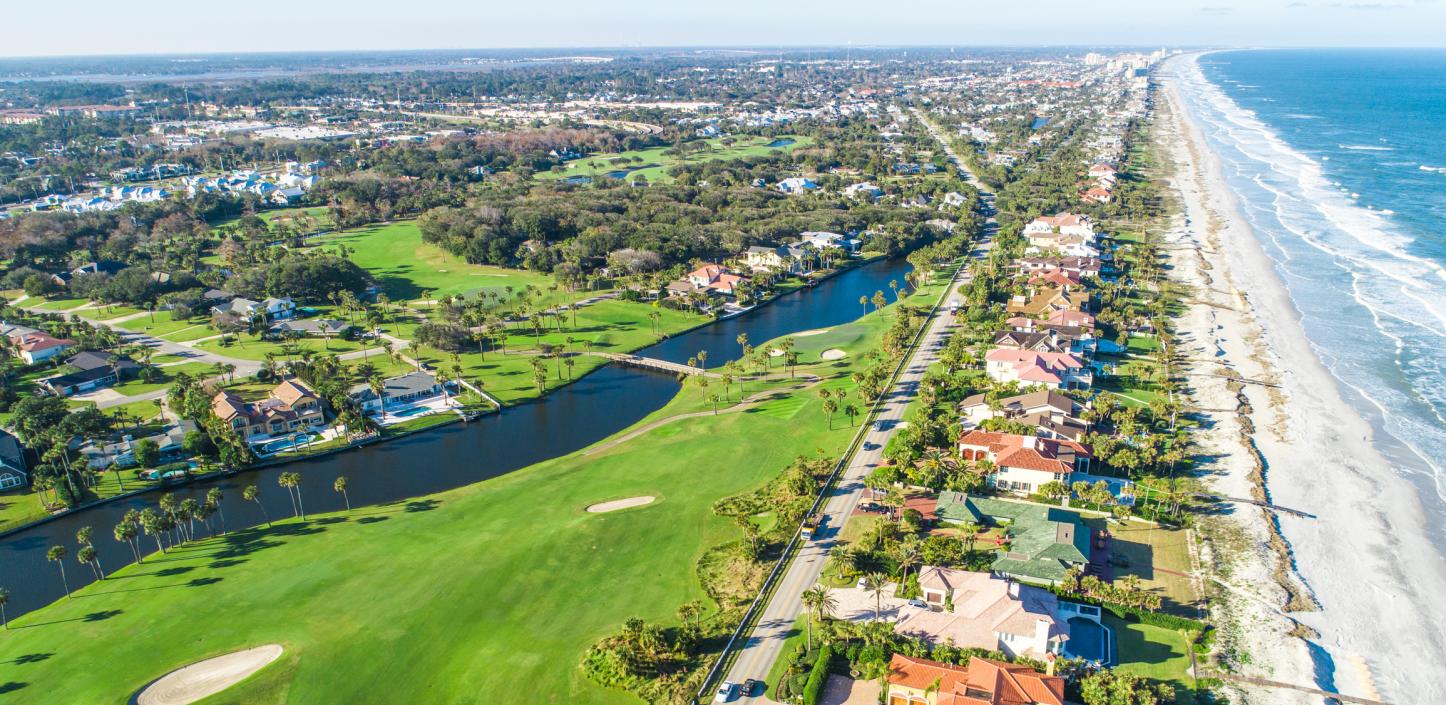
[{"x1": 4, "y1": 0, "x2": 1445, "y2": 58}]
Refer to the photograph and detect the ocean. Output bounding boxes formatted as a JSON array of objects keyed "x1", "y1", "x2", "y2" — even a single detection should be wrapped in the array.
[{"x1": 1176, "y1": 49, "x2": 1446, "y2": 550}]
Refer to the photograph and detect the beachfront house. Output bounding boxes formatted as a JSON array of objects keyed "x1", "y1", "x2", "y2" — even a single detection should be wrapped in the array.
[
  {"x1": 935, "y1": 493, "x2": 1092, "y2": 585},
  {"x1": 1025, "y1": 213, "x2": 1096, "y2": 239},
  {"x1": 897, "y1": 567, "x2": 1071, "y2": 658},
  {"x1": 958, "y1": 429, "x2": 1091, "y2": 495},
  {"x1": 960, "y1": 390, "x2": 1091, "y2": 443},
  {"x1": 984, "y1": 349, "x2": 1092, "y2": 390},
  {"x1": 884, "y1": 654, "x2": 1065, "y2": 705}
]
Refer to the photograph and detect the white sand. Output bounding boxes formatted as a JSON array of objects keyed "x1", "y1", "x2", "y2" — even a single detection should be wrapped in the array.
[
  {"x1": 820, "y1": 349, "x2": 847, "y2": 360},
  {"x1": 586, "y1": 496, "x2": 656, "y2": 513},
  {"x1": 136, "y1": 644, "x2": 283, "y2": 705},
  {"x1": 1163, "y1": 56, "x2": 1446, "y2": 703},
  {"x1": 793, "y1": 328, "x2": 831, "y2": 337}
]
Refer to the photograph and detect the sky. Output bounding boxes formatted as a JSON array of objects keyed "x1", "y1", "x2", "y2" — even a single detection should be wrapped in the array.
[{"x1": 3, "y1": 0, "x2": 1444, "y2": 57}]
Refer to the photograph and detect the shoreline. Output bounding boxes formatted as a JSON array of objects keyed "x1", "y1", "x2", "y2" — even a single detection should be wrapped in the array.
[{"x1": 1161, "y1": 54, "x2": 1446, "y2": 703}]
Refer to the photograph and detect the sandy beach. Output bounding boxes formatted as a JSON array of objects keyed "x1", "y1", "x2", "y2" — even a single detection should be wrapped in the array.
[{"x1": 1159, "y1": 55, "x2": 1446, "y2": 704}]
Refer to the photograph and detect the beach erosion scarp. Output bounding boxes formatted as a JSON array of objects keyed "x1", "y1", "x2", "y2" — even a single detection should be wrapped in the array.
[{"x1": 1161, "y1": 53, "x2": 1446, "y2": 705}]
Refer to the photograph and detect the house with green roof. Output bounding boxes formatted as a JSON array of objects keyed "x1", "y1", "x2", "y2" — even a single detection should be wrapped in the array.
[{"x1": 936, "y1": 492, "x2": 1090, "y2": 585}]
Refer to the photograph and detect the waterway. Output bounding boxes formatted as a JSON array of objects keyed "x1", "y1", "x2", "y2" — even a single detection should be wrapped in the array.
[{"x1": 1, "y1": 256, "x2": 912, "y2": 617}]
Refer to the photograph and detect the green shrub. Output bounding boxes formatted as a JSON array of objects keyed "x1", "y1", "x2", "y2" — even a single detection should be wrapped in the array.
[{"x1": 802, "y1": 645, "x2": 833, "y2": 705}]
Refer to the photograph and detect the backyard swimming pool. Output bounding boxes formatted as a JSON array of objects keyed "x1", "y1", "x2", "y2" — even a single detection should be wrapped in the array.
[
  {"x1": 256, "y1": 434, "x2": 316, "y2": 454},
  {"x1": 1066, "y1": 616, "x2": 1112, "y2": 664}
]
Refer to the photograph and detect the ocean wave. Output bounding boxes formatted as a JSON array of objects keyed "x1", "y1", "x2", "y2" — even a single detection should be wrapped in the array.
[
  {"x1": 1421, "y1": 165, "x2": 1446, "y2": 173},
  {"x1": 1285, "y1": 113, "x2": 1320, "y2": 119},
  {"x1": 1338, "y1": 144, "x2": 1394, "y2": 151},
  {"x1": 1173, "y1": 55, "x2": 1446, "y2": 483}
]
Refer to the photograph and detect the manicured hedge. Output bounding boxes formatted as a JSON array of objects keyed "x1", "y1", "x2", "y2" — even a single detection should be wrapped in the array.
[
  {"x1": 1057, "y1": 592, "x2": 1209, "y2": 632},
  {"x1": 802, "y1": 645, "x2": 833, "y2": 705}
]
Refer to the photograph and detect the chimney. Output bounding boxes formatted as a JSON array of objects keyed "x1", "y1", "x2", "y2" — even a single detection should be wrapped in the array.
[
  {"x1": 1045, "y1": 652, "x2": 1057, "y2": 677},
  {"x1": 1034, "y1": 618, "x2": 1052, "y2": 655},
  {"x1": 1007, "y1": 579, "x2": 1020, "y2": 598}
]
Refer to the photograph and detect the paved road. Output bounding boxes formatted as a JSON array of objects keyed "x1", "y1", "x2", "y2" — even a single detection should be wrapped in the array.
[{"x1": 717, "y1": 108, "x2": 999, "y2": 700}]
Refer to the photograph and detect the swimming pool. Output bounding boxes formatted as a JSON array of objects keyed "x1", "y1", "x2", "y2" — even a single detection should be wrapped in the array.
[
  {"x1": 390, "y1": 405, "x2": 433, "y2": 418},
  {"x1": 257, "y1": 434, "x2": 315, "y2": 454},
  {"x1": 1066, "y1": 616, "x2": 1111, "y2": 663}
]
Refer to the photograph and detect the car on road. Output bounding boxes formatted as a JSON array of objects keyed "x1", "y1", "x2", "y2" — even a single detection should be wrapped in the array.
[
  {"x1": 714, "y1": 681, "x2": 738, "y2": 702},
  {"x1": 743, "y1": 679, "x2": 759, "y2": 697}
]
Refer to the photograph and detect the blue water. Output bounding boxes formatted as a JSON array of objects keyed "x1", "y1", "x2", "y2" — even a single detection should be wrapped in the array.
[
  {"x1": 1175, "y1": 49, "x2": 1446, "y2": 699},
  {"x1": 1186, "y1": 49, "x2": 1446, "y2": 521}
]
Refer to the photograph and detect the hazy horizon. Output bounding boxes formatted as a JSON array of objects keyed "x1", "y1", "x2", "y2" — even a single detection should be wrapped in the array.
[{"x1": 3, "y1": 0, "x2": 1444, "y2": 58}]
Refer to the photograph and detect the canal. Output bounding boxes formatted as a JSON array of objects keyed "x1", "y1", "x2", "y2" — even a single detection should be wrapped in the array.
[{"x1": 1, "y1": 256, "x2": 912, "y2": 616}]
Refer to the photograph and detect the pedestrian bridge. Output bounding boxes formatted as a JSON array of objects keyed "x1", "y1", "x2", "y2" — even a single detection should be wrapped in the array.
[{"x1": 586, "y1": 352, "x2": 718, "y2": 378}]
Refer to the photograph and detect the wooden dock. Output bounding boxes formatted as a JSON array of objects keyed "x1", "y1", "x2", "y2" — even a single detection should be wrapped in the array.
[{"x1": 1192, "y1": 493, "x2": 1316, "y2": 519}]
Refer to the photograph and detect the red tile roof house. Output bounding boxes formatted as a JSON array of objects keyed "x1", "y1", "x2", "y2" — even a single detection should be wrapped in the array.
[
  {"x1": 685, "y1": 264, "x2": 744, "y2": 296},
  {"x1": 10, "y1": 332, "x2": 77, "y2": 365},
  {"x1": 1023, "y1": 212, "x2": 1096, "y2": 239},
  {"x1": 884, "y1": 653, "x2": 1065, "y2": 705},
  {"x1": 1081, "y1": 186, "x2": 1113, "y2": 204},
  {"x1": 1025, "y1": 268, "x2": 1082, "y2": 290},
  {"x1": 1045, "y1": 309, "x2": 1095, "y2": 331},
  {"x1": 984, "y1": 349, "x2": 1092, "y2": 390},
  {"x1": 958, "y1": 429, "x2": 1091, "y2": 495}
]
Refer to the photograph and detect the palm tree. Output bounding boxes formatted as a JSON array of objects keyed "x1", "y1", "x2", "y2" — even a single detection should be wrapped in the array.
[
  {"x1": 114, "y1": 519, "x2": 141, "y2": 564},
  {"x1": 0, "y1": 587, "x2": 9, "y2": 629},
  {"x1": 207, "y1": 488, "x2": 226, "y2": 535},
  {"x1": 334, "y1": 476, "x2": 351, "y2": 511},
  {"x1": 859, "y1": 295, "x2": 869, "y2": 317},
  {"x1": 139, "y1": 508, "x2": 166, "y2": 554},
  {"x1": 864, "y1": 573, "x2": 888, "y2": 620},
  {"x1": 799, "y1": 585, "x2": 837, "y2": 651},
  {"x1": 47, "y1": 545, "x2": 70, "y2": 597},
  {"x1": 279, "y1": 472, "x2": 305, "y2": 519},
  {"x1": 895, "y1": 540, "x2": 921, "y2": 586},
  {"x1": 78, "y1": 545, "x2": 103, "y2": 580},
  {"x1": 243, "y1": 484, "x2": 271, "y2": 527}
]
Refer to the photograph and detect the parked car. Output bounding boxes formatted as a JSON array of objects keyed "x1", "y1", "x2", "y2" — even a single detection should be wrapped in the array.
[
  {"x1": 714, "y1": 681, "x2": 738, "y2": 703},
  {"x1": 743, "y1": 679, "x2": 759, "y2": 697},
  {"x1": 907, "y1": 598, "x2": 929, "y2": 609},
  {"x1": 856, "y1": 577, "x2": 868, "y2": 590}
]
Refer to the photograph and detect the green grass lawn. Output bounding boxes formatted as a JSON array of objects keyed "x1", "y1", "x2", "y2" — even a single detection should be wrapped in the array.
[
  {"x1": 195, "y1": 334, "x2": 372, "y2": 362},
  {"x1": 116, "y1": 310, "x2": 211, "y2": 338},
  {"x1": 33, "y1": 296, "x2": 89, "y2": 311},
  {"x1": 537, "y1": 135, "x2": 812, "y2": 185},
  {"x1": 1108, "y1": 520, "x2": 1200, "y2": 614},
  {"x1": 1107, "y1": 614, "x2": 1198, "y2": 697},
  {"x1": 80, "y1": 304, "x2": 145, "y2": 321},
  {"x1": 0, "y1": 310, "x2": 881, "y2": 705},
  {"x1": 313, "y1": 221, "x2": 554, "y2": 304},
  {"x1": 110, "y1": 362, "x2": 214, "y2": 396}
]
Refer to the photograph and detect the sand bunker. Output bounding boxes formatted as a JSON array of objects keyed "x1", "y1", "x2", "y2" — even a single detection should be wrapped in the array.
[
  {"x1": 137, "y1": 644, "x2": 283, "y2": 705},
  {"x1": 586, "y1": 496, "x2": 656, "y2": 513},
  {"x1": 794, "y1": 328, "x2": 831, "y2": 337},
  {"x1": 821, "y1": 349, "x2": 847, "y2": 360}
]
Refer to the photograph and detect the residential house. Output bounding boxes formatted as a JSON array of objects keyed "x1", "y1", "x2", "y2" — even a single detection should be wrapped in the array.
[
  {"x1": 1045, "y1": 309, "x2": 1095, "y2": 331},
  {"x1": 51, "y1": 260, "x2": 126, "y2": 287},
  {"x1": 959, "y1": 391, "x2": 1090, "y2": 442},
  {"x1": 1016, "y1": 256, "x2": 1102, "y2": 279},
  {"x1": 1024, "y1": 232, "x2": 1099, "y2": 259},
  {"x1": 38, "y1": 351, "x2": 140, "y2": 396},
  {"x1": 267, "y1": 318, "x2": 351, "y2": 339},
  {"x1": 957, "y1": 430, "x2": 1092, "y2": 495},
  {"x1": 844, "y1": 182, "x2": 884, "y2": 200},
  {"x1": 681, "y1": 264, "x2": 744, "y2": 297},
  {"x1": 799, "y1": 231, "x2": 859, "y2": 253},
  {"x1": 0, "y1": 430, "x2": 27, "y2": 490},
  {"x1": 991, "y1": 330, "x2": 1069, "y2": 355},
  {"x1": 743, "y1": 244, "x2": 811, "y2": 275},
  {"x1": 272, "y1": 186, "x2": 306, "y2": 205},
  {"x1": 1088, "y1": 163, "x2": 1117, "y2": 179},
  {"x1": 1005, "y1": 288, "x2": 1090, "y2": 318},
  {"x1": 212, "y1": 378, "x2": 327, "y2": 439},
  {"x1": 984, "y1": 349, "x2": 1091, "y2": 390},
  {"x1": 79, "y1": 420, "x2": 198, "y2": 469},
  {"x1": 347, "y1": 371, "x2": 443, "y2": 415},
  {"x1": 884, "y1": 654, "x2": 1064, "y2": 705},
  {"x1": 1023, "y1": 213, "x2": 1095, "y2": 239},
  {"x1": 210, "y1": 296, "x2": 296, "y2": 321},
  {"x1": 10, "y1": 332, "x2": 76, "y2": 364},
  {"x1": 775, "y1": 177, "x2": 817, "y2": 194},
  {"x1": 1026, "y1": 268, "x2": 1082, "y2": 290},
  {"x1": 936, "y1": 493, "x2": 1091, "y2": 585},
  {"x1": 1081, "y1": 186, "x2": 1112, "y2": 204},
  {"x1": 896, "y1": 567, "x2": 1070, "y2": 658}
]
